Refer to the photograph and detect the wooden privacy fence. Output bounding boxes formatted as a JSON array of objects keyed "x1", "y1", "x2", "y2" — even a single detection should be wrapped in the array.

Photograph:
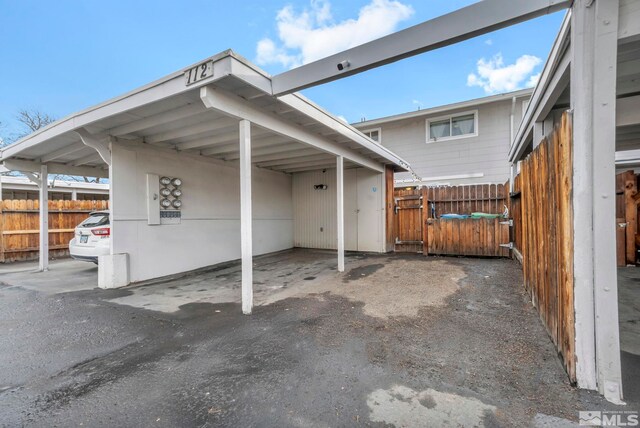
[
  {"x1": 424, "y1": 184, "x2": 509, "y2": 218},
  {"x1": 426, "y1": 217, "x2": 510, "y2": 257},
  {"x1": 615, "y1": 170, "x2": 638, "y2": 266},
  {"x1": 0, "y1": 199, "x2": 109, "y2": 262},
  {"x1": 513, "y1": 111, "x2": 575, "y2": 382},
  {"x1": 393, "y1": 183, "x2": 510, "y2": 255}
]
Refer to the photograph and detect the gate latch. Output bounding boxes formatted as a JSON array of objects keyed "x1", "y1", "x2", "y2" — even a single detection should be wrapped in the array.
[
  {"x1": 499, "y1": 219, "x2": 513, "y2": 226},
  {"x1": 499, "y1": 242, "x2": 514, "y2": 249}
]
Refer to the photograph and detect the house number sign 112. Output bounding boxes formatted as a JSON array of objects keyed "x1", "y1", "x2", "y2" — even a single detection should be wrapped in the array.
[{"x1": 184, "y1": 61, "x2": 213, "y2": 86}]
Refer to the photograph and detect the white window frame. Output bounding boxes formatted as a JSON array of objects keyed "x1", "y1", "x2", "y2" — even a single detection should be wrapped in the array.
[
  {"x1": 362, "y1": 127, "x2": 382, "y2": 144},
  {"x1": 425, "y1": 110, "x2": 478, "y2": 143}
]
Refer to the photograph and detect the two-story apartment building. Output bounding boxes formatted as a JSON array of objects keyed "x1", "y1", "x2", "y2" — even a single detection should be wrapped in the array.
[{"x1": 354, "y1": 88, "x2": 533, "y2": 186}]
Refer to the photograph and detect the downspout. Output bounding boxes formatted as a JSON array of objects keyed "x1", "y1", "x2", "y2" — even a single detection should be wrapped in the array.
[{"x1": 509, "y1": 96, "x2": 517, "y2": 192}]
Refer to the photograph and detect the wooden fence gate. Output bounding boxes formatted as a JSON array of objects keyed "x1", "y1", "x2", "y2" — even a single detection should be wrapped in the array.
[{"x1": 392, "y1": 183, "x2": 510, "y2": 256}]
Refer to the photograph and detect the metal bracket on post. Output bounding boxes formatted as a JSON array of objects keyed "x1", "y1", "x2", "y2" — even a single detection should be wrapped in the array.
[
  {"x1": 500, "y1": 219, "x2": 514, "y2": 227},
  {"x1": 499, "y1": 242, "x2": 514, "y2": 250}
]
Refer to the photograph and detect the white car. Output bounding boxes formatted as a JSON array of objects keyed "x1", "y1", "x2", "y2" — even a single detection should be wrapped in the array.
[{"x1": 69, "y1": 211, "x2": 110, "y2": 263}]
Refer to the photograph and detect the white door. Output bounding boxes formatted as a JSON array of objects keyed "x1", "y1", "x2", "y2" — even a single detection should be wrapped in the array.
[
  {"x1": 356, "y1": 169, "x2": 382, "y2": 252},
  {"x1": 344, "y1": 169, "x2": 358, "y2": 251}
]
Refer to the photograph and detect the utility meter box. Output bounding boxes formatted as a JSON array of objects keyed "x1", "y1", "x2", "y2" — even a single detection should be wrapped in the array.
[{"x1": 147, "y1": 173, "x2": 183, "y2": 225}]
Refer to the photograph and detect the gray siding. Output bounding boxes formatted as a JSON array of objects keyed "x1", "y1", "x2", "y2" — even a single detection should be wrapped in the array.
[{"x1": 357, "y1": 96, "x2": 528, "y2": 186}]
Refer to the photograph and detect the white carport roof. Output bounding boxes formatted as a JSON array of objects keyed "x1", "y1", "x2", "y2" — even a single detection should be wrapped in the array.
[{"x1": 0, "y1": 50, "x2": 412, "y2": 176}]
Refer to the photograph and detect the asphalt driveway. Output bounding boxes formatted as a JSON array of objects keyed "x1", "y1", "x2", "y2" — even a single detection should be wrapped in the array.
[{"x1": 0, "y1": 251, "x2": 633, "y2": 427}]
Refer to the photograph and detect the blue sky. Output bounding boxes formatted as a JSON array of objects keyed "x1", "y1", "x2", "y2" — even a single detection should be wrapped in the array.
[{"x1": 0, "y1": 0, "x2": 565, "y2": 139}]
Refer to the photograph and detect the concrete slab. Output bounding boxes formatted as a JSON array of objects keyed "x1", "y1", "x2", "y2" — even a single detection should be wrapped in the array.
[
  {"x1": 104, "y1": 249, "x2": 467, "y2": 317},
  {"x1": 617, "y1": 267, "x2": 640, "y2": 404},
  {"x1": 617, "y1": 267, "x2": 640, "y2": 355},
  {"x1": 0, "y1": 258, "x2": 98, "y2": 294},
  {"x1": 0, "y1": 253, "x2": 636, "y2": 426}
]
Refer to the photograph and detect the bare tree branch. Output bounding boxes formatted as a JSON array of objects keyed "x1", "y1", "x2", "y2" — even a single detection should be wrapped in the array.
[{"x1": 14, "y1": 109, "x2": 55, "y2": 140}]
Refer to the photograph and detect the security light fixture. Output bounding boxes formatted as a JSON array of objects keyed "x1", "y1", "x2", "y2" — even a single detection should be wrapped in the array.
[{"x1": 337, "y1": 60, "x2": 350, "y2": 71}]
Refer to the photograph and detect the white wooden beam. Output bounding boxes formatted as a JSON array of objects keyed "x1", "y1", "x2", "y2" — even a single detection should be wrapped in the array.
[
  {"x1": 201, "y1": 137, "x2": 291, "y2": 158},
  {"x1": 336, "y1": 156, "x2": 345, "y2": 272},
  {"x1": 177, "y1": 130, "x2": 238, "y2": 151},
  {"x1": 69, "y1": 152, "x2": 103, "y2": 167},
  {"x1": 239, "y1": 119, "x2": 253, "y2": 315},
  {"x1": 75, "y1": 128, "x2": 112, "y2": 166},
  {"x1": 39, "y1": 164, "x2": 49, "y2": 272},
  {"x1": 145, "y1": 117, "x2": 237, "y2": 144},
  {"x1": 509, "y1": 31, "x2": 571, "y2": 161},
  {"x1": 271, "y1": 0, "x2": 570, "y2": 95},
  {"x1": 3, "y1": 159, "x2": 109, "y2": 179},
  {"x1": 591, "y1": 0, "x2": 623, "y2": 404},
  {"x1": 509, "y1": 11, "x2": 571, "y2": 162},
  {"x1": 279, "y1": 164, "x2": 338, "y2": 174},
  {"x1": 200, "y1": 86, "x2": 383, "y2": 172},
  {"x1": 271, "y1": 159, "x2": 343, "y2": 171},
  {"x1": 572, "y1": 0, "x2": 598, "y2": 394},
  {"x1": 220, "y1": 139, "x2": 296, "y2": 159},
  {"x1": 251, "y1": 147, "x2": 319, "y2": 163},
  {"x1": 108, "y1": 104, "x2": 206, "y2": 136},
  {"x1": 572, "y1": 0, "x2": 624, "y2": 404},
  {"x1": 617, "y1": 95, "x2": 640, "y2": 127},
  {"x1": 256, "y1": 154, "x2": 333, "y2": 168},
  {"x1": 178, "y1": 128, "x2": 270, "y2": 151},
  {"x1": 39, "y1": 141, "x2": 86, "y2": 163}
]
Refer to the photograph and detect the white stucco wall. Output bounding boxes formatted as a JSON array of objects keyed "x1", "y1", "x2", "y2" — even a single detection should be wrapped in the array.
[
  {"x1": 292, "y1": 167, "x2": 384, "y2": 253},
  {"x1": 110, "y1": 142, "x2": 293, "y2": 283},
  {"x1": 356, "y1": 96, "x2": 528, "y2": 186}
]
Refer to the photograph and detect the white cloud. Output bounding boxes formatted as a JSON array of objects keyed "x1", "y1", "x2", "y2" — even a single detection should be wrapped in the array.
[
  {"x1": 526, "y1": 72, "x2": 541, "y2": 88},
  {"x1": 484, "y1": 39, "x2": 493, "y2": 46},
  {"x1": 256, "y1": 0, "x2": 414, "y2": 69},
  {"x1": 467, "y1": 53, "x2": 542, "y2": 94}
]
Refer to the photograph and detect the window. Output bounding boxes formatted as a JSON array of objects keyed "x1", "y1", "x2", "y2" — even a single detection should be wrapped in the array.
[
  {"x1": 79, "y1": 212, "x2": 110, "y2": 228},
  {"x1": 426, "y1": 111, "x2": 478, "y2": 142},
  {"x1": 362, "y1": 128, "x2": 382, "y2": 143}
]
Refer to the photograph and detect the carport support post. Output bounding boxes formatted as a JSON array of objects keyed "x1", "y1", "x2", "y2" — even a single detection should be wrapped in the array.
[
  {"x1": 39, "y1": 164, "x2": 48, "y2": 271},
  {"x1": 571, "y1": 0, "x2": 623, "y2": 403},
  {"x1": 336, "y1": 155, "x2": 344, "y2": 272},
  {"x1": 239, "y1": 119, "x2": 253, "y2": 315}
]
